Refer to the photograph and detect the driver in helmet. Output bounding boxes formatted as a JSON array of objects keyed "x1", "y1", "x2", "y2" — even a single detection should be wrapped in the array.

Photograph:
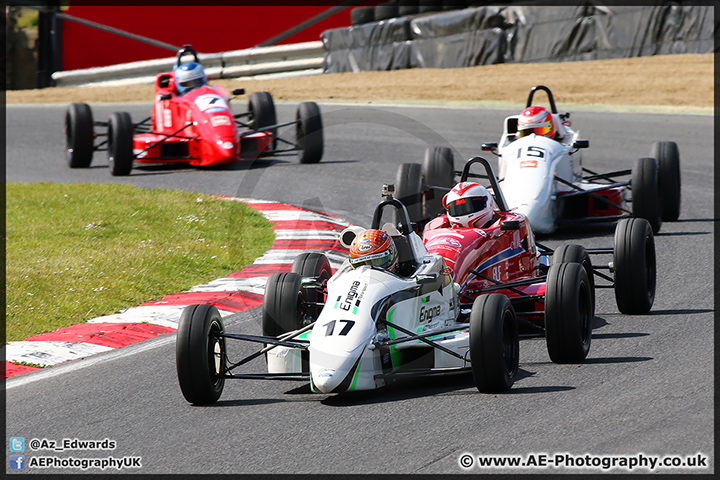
[
  {"x1": 174, "y1": 62, "x2": 207, "y2": 95},
  {"x1": 348, "y1": 229, "x2": 399, "y2": 273},
  {"x1": 517, "y1": 105, "x2": 556, "y2": 139},
  {"x1": 443, "y1": 182, "x2": 497, "y2": 229}
]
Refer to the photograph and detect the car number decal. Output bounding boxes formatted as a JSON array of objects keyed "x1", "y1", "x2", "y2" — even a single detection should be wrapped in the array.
[
  {"x1": 517, "y1": 145, "x2": 546, "y2": 159},
  {"x1": 323, "y1": 320, "x2": 355, "y2": 336},
  {"x1": 195, "y1": 94, "x2": 229, "y2": 112}
]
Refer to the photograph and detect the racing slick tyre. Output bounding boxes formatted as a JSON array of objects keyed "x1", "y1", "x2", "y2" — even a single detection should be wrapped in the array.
[
  {"x1": 613, "y1": 218, "x2": 656, "y2": 314},
  {"x1": 469, "y1": 294, "x2": 519, "y2": 393},
  {"x1": 296, "y1": 102, "x2": 324, "y2": 164},
  {"x1": 262, "y1": 272, "x2": 305, "y2": 338},
  {"x1": 552, "y1": 244, "x2": 595, "y2": 311},
  {"x1": 176, "y1": 304, "x2": 226, "y2": 405},
  {"x1": 107, "y1": 112, "x2": 134, "y2": 176},
  {"x1": 292, "y1": 252, "x2": 332, "y2": 322},
  {"x1": 249, "y1": 92, "x2": 277, "y2": 149},
  {"x1": 66, "y1": 103, "x2": 94, "y2": 168},
  {"x1": 544, "y1": 262, "x2": 593, "y2": 363},
  {"x1": 650, "y1": 141, "x2": 681, "y2": 222},
  {"x1": 422, "y1": 146, "x2": 455, "y2": 220},
  {"x1": 395, "y1": 162, "x2": 423, "y2": 226},
  {"x1": 631, "y1": 157, "x2": 662, "y2": 234}
]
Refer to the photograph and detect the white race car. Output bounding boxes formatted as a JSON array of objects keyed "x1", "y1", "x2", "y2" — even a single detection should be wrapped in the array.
[
  {"x1": 175, "y1": 185, "x2": 524, "y2": 404},
  {"x1": 480, "y1": 85, "x2": 681, "y2": 234}
]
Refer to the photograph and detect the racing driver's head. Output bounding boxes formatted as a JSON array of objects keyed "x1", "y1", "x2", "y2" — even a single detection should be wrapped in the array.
[
  {"x1": 517, "y1": 105, "x2": 555, "y2": 138},
  {"x1": 175, "y1": 62, "x2": 207, "y2": 95},
  {"x1": 348, "y1": 229, "x2": 399, "y2": 272},
  {"x1": 443, "y1": 182, "x2": 496, "y2": 228}
]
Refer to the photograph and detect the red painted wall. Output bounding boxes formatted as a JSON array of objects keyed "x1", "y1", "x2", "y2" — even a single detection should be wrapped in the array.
[{"x1": 61, "y1": 6, "x2": 354, "y2": 71}]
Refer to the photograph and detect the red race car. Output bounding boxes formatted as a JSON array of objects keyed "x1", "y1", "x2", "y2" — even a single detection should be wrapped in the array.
[
  {"x1": 406, "y1": 156, "x2": 656, "y2": 363},
  {"x1": 65, "y1": 45, "x2": 323, "y2": 176}
]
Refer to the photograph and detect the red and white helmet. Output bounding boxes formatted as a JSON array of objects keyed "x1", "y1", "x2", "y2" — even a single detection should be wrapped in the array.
[
  {"x1": 518, "y1": 105, "x2": 555, "y2": 138},
  {"x1": 349, "y1": 229, "x2": 398, "y2": 272},
  {"x1": 443, "y1": 182, "x2": 495, "y2": 228}
]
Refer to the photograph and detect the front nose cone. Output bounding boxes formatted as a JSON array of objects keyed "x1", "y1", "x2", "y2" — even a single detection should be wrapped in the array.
[{"x1": 312, "y1": 368, "x2": 339, "y2": 393}]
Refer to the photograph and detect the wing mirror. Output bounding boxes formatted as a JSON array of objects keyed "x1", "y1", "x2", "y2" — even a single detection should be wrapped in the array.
[
  {"x1": 159, "y1": 93, "x2": 172, "y2": 100},
  {"x1": 481, "y1": 142, "x2": 498, "y2": 151},
  {"x1": 416, "y1": 274, "x2": 437, "y2": 285},
  {"x1": 232, "y1": 88, "x2": 245, "y2": 96},
  {"x1": 500, "y1": 220, "x2": 520, "y2": 231},
  {"x1": 572, "y1": 140, "x2": 589, "y2": 149}
]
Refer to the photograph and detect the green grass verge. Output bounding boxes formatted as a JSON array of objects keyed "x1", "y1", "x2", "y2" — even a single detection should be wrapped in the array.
[{"x1": 6, "y1": 183, "x2": 275, "y2": 342}]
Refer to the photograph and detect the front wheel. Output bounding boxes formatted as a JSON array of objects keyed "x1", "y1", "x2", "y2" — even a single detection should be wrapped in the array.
[
  {"x1": 176, "y1": 304, "x2": 226, "y2": 405},
  {"x1": 291, "y1": 253, "x2": 331, "y2": 322},
  {"x1": 262, "y1": 272, "x2": 304, "y2": 338},
  {"x1": 107, "y1": 112, "x2": 134, "y2": 176},
  {"x1": 66, "y1": 103, "x2": 94, "y2": 168},
  {"x1": 552, "y1": 244, "x2": 595, "y2": 308},
  {"x1": 249, "y1": 91, "x2": 277, "y2": 149},
  {"x1": 469, "y1": 294, "x2": 519, "y2": 393},
  {"x1": 296, "y1": 101, "x2": 323, "y2": 164},
  {"x1": 614, "y1": 217, "x2": 656, "y2": 314},
  {"x1": 544, "y1": 262, "x2": 594, "y2": 363}
]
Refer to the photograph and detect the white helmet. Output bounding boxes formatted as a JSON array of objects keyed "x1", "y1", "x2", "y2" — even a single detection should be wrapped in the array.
[{"x1": 443, "y1": 182, "x2": 495, "y2": 228}]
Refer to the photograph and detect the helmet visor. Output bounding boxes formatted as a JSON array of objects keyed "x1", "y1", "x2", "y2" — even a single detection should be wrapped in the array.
[
  {"x1": 349, "y1": 250, "x2": 392, "y2": 269},
  {"x1": 518, "y1": 124, "x2": 552, "y2": 137},
  {"x1": 447, "y1": 196, "x2": 488, "y2": 217},
  {"x1": 179, "y1": 77, "x2": 205, "y2": 90}
]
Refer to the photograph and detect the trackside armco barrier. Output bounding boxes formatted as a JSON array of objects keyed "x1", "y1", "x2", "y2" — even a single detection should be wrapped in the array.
[{"x1": 51, "y1": 41, "x2": 325, "y2": 87}]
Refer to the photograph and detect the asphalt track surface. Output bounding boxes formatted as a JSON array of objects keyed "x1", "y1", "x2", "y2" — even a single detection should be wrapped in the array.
[{"x1": 6, "y1": 102, "x2": 715, "y2": 475}]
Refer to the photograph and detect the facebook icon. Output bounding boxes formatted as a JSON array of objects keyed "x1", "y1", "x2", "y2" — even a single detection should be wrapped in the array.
[{"x1": 10, "y1": 455, "x2": 25, "y2": 470}]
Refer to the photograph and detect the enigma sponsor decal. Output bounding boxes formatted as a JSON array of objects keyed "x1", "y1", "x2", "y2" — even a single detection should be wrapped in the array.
[
  {"x1": 334, "y1": 281, "x2": 367, "y2": 314},
  {"x1": 419, "y1": 304, "x2": 442, "y2": 323}
]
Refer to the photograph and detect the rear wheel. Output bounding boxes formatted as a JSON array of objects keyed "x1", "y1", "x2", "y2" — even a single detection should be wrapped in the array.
[
  {"x1": 249, "y1": 92, "x2": 277, "y2": 149},
  {"x1": 422, "y1": 146, "x2": 455, "y2": 220},
  {"x1": 395, "y1": 162, "x2": 423, "y2": 226},
  {"x1": 544, "y1": 262, "x2": 593, "y2": 363},
  {"x1": 66, "y1": 103, "x2": 94, "y2": 168},
  {"x1": 291, "y1": 253, "x2": 331, "y2": 322},
  {"x1": 296, "y1": 102, "x2": 323, "y2": 164},
  {"x1": 469, "y1": 294, "x2": 519, "y2": 393},
  {"x1": 631, "y1": 157, "x2": 661, "y2": 233},
  {"x1": 650, "y1": 141, "x2": 681, "y2": 222},
  {"x1": 262, "y1": 272, "x2": 304, "y2": 338},
  {"x1": 107, "y1": 112, "x2": 134, "y2": 176},
  {"x1": 614, "y1": 218, "x2": 656, "y2": 314},
  {"x1": 176, "y1": 304, "x2": 226, "y2": 405}
]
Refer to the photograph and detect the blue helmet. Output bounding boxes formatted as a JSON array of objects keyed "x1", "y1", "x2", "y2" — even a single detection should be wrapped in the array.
[{"x1": 175, "y1": 62, "x2": 207, "y2": 94}]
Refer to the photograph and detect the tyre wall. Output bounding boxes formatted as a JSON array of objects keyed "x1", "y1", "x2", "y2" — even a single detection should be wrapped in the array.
[{"x1": 322, "y1": 3, "x2": 715, "y2": 73}]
